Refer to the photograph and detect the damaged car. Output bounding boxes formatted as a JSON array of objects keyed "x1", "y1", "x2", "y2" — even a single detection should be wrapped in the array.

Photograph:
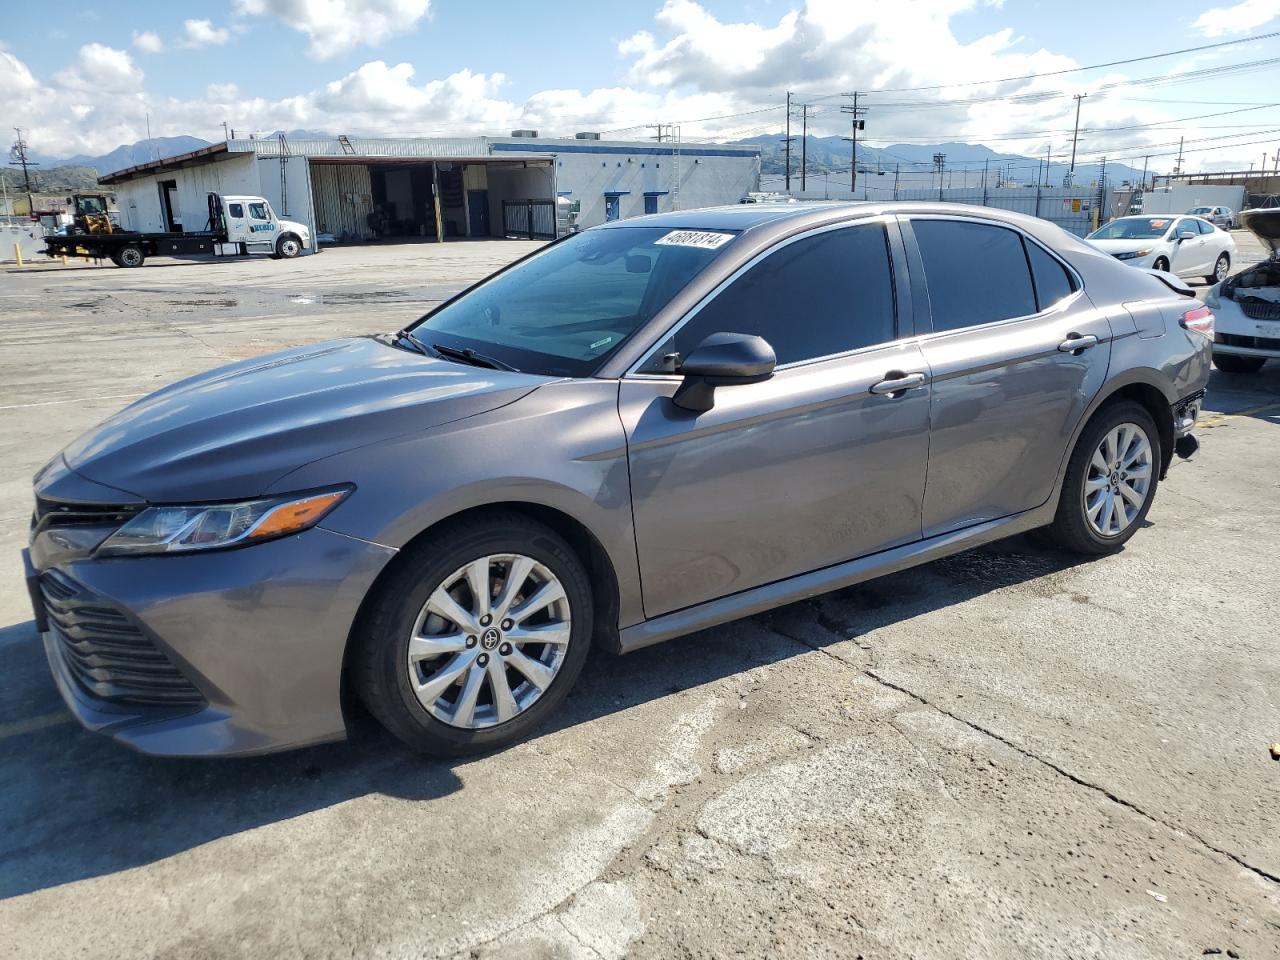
[{"x1": 1206, "y1": 207, "x2": 1280, "y2": 373}]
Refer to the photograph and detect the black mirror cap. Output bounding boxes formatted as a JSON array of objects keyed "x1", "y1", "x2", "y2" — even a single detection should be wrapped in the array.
[
  {"x1": 672, "y1": 333, "x2": 776, "y2": 412},
  {"x1": 679, "y1": 332, "x2": 776, "y2": 384}
]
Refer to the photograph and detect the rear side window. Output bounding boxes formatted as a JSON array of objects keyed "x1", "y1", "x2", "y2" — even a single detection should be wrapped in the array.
[
  {"x1": 1025, "y1": 241, "x2": 1076, "y2": 311},
  {"x1": 1197, "y1": 219, "x2": 1215, "y2": 235},
  {"x1": 913, "y1": 220, "x2": 1036, "y2": 331},
  {"x1": 643, "y1": 223, "x2": 895, "y2": 370}
]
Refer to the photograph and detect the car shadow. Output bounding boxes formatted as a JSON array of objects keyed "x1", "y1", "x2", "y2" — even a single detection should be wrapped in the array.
[{"x1": 0, "y1": 533, "x2": 1094, "y2": 900}]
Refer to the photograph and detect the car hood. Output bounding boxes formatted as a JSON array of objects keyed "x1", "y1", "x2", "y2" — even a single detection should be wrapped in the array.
[
  {"x1": 1239, "y1": 207, "x2": 1280, "y2": 257},
  {"x1": 60, "y1": 337, "x2": 548, "y2": 502},
  {"x1": 1086, "y1": 238, "x2": 1162, "y2": 254}
]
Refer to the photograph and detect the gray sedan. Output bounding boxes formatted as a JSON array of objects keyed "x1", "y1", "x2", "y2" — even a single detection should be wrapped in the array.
[{"x1": 24, "y1": 202, "x2": 1211, "y2": 757}]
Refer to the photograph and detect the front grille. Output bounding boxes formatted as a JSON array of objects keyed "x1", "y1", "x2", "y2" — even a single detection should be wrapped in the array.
[
  {"x1": 1217, "y1": 331, "x2": 1280, "y2": 351},
  {"x1": 1238, "y1": 298, "x2": 1280, "y2": 321},
  {"x1": 31, "y1": 496, "x2": 142, "y2": 534},
  {"x1": 42, "y1": 570, "x2": 204, "y2": 707}
]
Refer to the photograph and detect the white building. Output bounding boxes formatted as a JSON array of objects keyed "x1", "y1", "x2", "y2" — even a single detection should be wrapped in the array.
[{"x1": 98, "y1": 134, "x2": 761, "y2": 251}]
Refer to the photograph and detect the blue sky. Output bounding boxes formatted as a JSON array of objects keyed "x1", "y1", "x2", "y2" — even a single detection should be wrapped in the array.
[{"x1": 3, "y1": 0, "x2": 1279, "y2": 170}]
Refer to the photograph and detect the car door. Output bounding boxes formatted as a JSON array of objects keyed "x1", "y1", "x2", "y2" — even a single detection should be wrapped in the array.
[
  {"x1": 1170, "y1": 217, "x2": 1209, "y2": 276},
  {"x1": 619, "y1": 219, "x2": 931, "y2": 618},
  {"x1": 900, "y1": 216, "x2": 1113, "y2": 538}
]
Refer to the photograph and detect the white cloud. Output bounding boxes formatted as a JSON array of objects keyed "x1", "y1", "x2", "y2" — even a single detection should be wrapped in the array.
[
  {"x1": 1192, "y1": 0, "x2": 1280, "y2": 36},
  {"x1": 4, "y1": 0, "x2": 1269, "y2": 173},
  {"x1": 234, "y1": 0, "x2": 433, "y2": 59},
  {"x1": 132, "y1": 31, "x2": 163, "y2": 54},
  {"x1": 182, "y1": 19, "x2": 231, "y2": 48}
]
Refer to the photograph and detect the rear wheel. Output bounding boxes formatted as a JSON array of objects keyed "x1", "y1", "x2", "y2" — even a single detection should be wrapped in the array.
[
  {"x1": 116, "y1": 244, "x2": 145, "y2": 268},
  {"x1": 1206, "y1": 253, "x2": 1230, "y2": 284},
  {"x1": 351, "y1": 513, "x2": 593, "y2": 755},
  {"x1": 1213, "y1": 352, "x2": 1266, "y2": 374},
  {"x1": 1044, "y1": 401, "x2": 1160, "y2": 555}
]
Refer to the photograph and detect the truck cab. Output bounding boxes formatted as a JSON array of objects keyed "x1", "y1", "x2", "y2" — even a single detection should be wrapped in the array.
[{"x1": 215, "y1": 195, "x2": 311, "y2": 258}]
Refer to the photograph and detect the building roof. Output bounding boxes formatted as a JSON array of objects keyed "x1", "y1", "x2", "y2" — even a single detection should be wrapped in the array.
[{"x1": 98, "y1": 134, "x2": 759, "y2": 185}]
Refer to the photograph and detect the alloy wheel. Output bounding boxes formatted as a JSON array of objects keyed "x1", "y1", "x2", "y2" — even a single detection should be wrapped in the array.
[
  {"x1": 1084, "y1": 422, "x2": 1153, "y2": 538},
  {"x1": 1214, "y1": 255, "x2": 1230, "y2": 282},
  {"x1": 407, "y1": 554, "x2": 571, "y2": 729}
]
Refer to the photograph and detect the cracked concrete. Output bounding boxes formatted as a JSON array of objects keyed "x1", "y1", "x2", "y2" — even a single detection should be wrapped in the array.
[{"x1": 2, "y1": 240, "x2": 1279, "y2": 958}]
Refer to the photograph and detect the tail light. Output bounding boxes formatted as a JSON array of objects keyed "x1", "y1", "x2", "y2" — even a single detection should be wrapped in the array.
[{"x1": 1180, "y1": 305, "x2": 1215, "y2": 339}]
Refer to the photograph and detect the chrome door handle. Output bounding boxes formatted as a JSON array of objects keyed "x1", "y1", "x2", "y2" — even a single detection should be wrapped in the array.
[
  {"x1": 870, "y1": 372, "x2": 927, "y2": 396},
  {"x1": 1058, "y1": 334, "x2": 1098, "y2": 353}
]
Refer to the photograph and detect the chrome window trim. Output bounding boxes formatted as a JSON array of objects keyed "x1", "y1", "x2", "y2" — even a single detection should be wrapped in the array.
[
  {"x1": 899, "y1": 213, "x2": 1086, "y2": 343},
  {"x1": 624, "y1": 214, "x2": 902, "y2": 379}
]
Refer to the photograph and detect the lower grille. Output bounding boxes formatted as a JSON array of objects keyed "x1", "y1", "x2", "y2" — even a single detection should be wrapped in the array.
[
  {"x1": 1237, "y1": 298, "x2": 1280, "y2": 321},
  {"x1": 1217, "y1": 331, "x2": 1280, "y2": 351},
  {"x1": 42, "y1": 570, "x2": 204, "y2": 707}
]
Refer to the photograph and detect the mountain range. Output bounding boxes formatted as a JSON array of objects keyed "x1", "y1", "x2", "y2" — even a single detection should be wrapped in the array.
[{"x1": 31, "y1": 132, "x2": 1148, "y2": 190}]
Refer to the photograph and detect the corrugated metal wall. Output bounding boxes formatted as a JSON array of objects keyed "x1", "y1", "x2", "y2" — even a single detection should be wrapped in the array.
[{"x1": 309, "y1": 163, "x2": 374, "y2": 239}]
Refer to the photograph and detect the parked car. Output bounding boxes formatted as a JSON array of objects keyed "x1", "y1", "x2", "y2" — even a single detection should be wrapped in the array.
[
  {"x1": 1205, "y1": 206, "x2": 1280, "y2": 373},
  {"x1": 1187, "y1": 205, "x2": 1235, "y2": 229},
  {"x1": 24, "y1": 202, "x2": 1211, "y2": 758},
  {"x1": 1086, "y1": 215, "x2": 1236, "y2": 283}
]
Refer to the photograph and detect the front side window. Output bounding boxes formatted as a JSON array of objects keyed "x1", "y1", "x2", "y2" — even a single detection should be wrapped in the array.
[
  {"x1": 411, "y1": 226, "x2": 737, "y2": 377},
  {"x1": 640, "y1": 222, "x2": 896, "y2": 371},
  {"x1": 248, "y1": 202, "x2": 270, "y2": 220},
  {"x1": 912, "y1": 220, "x2": 1036, "y2": 332}
]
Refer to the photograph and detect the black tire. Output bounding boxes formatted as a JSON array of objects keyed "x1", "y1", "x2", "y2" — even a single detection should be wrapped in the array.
[
  {"x1": 109, "y1": 252, "x2": 123, "y2": 267},
  {"x1": 1205, "y1": 253, "x2": 1229, "y2": 285},
  {"x1": 1213, "y1": 352, "x2": 1266, "y2": 374},
  {"x1": 275, "y1": 234, "x2": 302, "y2": 259},
  {"x1": 116, "y1": 244, "x2": 145, "y2": 268},
  {"x1": 350, "y1": 513, "x2": 594, "y2": 756},
  {"x1": 1152, "y1": 256, "x2": 1170, "y2": 272},
  {"x1": 1043, "y1": 400, "x2": 1161, "y2": 556}
]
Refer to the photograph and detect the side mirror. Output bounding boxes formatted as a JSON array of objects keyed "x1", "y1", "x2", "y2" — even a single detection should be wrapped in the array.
[
  {"x1": 671, "y1": 332, "x2": 776, "y2": 412},
  {"x1": 1177, "y1": 229, "x2": 1196, "y2": 241}
]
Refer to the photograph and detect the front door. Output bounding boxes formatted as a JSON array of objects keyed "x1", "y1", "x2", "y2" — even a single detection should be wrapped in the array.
[
  {"x1": 621, "y1": 220, "x2": 931, "y2": 618},
  {"x1": 902, "y1": 216, "x2": 1112, "y2": 537},
  {"x1": 467, "y1": 189, "x2": 490, "y2": 237},
  {"x1": 1170, "y1": 217, "x2": 1209, "y2": 276}
]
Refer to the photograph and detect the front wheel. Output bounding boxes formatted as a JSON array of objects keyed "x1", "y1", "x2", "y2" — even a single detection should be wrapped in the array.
[
  {"x1": 1152, "y1": 256, "x2": 1170, "y2": 273},
  {"x1": 1213, "y1": 352, "x2": 1266, "y2": 374},
  {"x1": 1044, "y1": 401, "x2": 1160, "y2": 555},
  {"x1": 1206, "y1": 253, "x2": 1230, "y2": 284},
  {"x1": 274, "y1": 234, "x2": 302, "y2": 259},
  {"x1": 350, "y1": 513, "x2": 594, "y2": 755}
]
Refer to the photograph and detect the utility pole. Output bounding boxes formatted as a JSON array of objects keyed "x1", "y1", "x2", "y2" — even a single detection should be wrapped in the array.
[
  {"x1": 9, "y1": 128, "x2": 37, "y2": 216},
  {"x1": 783, "y1": 91, "x2": 794, "y2": 193},
  {"x1": 840, "y1": 92, "x2": 867, "y2": 194},
  {"x1": 1044, "y1": 145, "x2": 1051, "y2": 188},
  {"x1": 800, "y1": 103, "x2": 808, "y2": 192},
  {"x1": 1139, "y1": 155, "x2": 1150, "y2": 192},
  {"x1": 933, "y1": 152, "x2": 946, "y2": 200},
  {"x1": 1174, "y1": 137, "x2": 1185, "y2": 177},
  {"x1": 1273, "y1": 146, "x2": 1280, "y2": 174},
  {"x1": 222, "y1": 120, "x2": 230, "y2": 142},
  {"x1": 893, "y1": 162, "x2": 900, "y2": 201},
  {"x1": 1067, "y1": 93, "x2": 1087, "y2": 185},
  {"x1": 648, "y1": 124, "x2": 666, "y2": 143}
]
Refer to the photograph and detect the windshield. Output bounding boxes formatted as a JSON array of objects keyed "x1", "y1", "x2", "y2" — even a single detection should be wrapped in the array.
[
  {"x1": 409, "y1": 226, "x2": 737, "y2": 377},
  {"x1": 1089, "y1": 217, "x2": 1174, "y2": 241}
]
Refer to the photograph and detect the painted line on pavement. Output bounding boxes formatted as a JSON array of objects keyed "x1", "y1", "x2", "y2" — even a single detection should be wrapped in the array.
[{"x1": 0, "y1": 711, "x2": 73, "y2": 741}]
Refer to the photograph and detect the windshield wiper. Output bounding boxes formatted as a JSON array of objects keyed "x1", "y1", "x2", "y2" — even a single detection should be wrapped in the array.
[
  {"x1": 429, "y1": 342, "x2": 519, "y2": 373},
  {"x1": 392, "y1": 331, "x2": 440, "y2": 359}
]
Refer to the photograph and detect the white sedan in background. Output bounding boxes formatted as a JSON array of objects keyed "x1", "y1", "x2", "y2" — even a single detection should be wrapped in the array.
[{"x1": 1086, "y1": 215, "x2": 1236, "y2": 283}]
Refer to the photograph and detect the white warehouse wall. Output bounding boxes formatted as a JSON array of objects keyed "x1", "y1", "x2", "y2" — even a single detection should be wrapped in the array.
[{"x1": 112, "y1": 154, "x2": 263, "y2": 233}]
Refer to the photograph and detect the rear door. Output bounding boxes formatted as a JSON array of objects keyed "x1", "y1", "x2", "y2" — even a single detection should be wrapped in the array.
[
  {"x1": 224, "y1": 201, "x2": 250, "y2": 243},
  {"x1": 901, "y1": 216, "x2": 1112, "y2": 537},
  {"x1": 621, "y1": 219, "x2": 931, "y2": 617}
]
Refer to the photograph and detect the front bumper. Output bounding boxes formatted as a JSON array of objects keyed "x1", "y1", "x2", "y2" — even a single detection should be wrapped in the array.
[
  {"x1": 25, "y1": 526, "x2": 396, "y2": 757},
  {"x1": 1210, "y1": 298, "x2": 1280, "y2": 359}
]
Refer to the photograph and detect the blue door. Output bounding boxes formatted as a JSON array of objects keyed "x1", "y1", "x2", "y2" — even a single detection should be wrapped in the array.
[
  {"x1": 467, "y1": 190, "x2": 490, "y2": 237},
  {"x1": 605, "y1": 195, "x2": 620, "y2": 221},
  {"x1": 644, "y1": 194, "x2": 659, "y2": 215}
]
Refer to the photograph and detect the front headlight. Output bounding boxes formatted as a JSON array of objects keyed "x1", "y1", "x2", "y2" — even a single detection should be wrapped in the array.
[
  {"x1": 96, "y1": 486, "x2": 351, "y2": 556},
  {"x1": 1116, "y1": 248, "x2": 1152, "y2": 261}
]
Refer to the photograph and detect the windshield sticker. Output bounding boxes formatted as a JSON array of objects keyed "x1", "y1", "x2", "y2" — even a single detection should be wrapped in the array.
[
  {"x1": 1150, "y1": 219, "x2": 1168, "y2": 228},
  {"x1": 655, "y1": 230, "x2": 734, "y2": 250}
]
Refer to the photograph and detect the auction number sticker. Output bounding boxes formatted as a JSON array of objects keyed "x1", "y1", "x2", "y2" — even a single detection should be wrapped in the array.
[{"x1": 655, "y1": 230, "x2": 734, "y2": 249}]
